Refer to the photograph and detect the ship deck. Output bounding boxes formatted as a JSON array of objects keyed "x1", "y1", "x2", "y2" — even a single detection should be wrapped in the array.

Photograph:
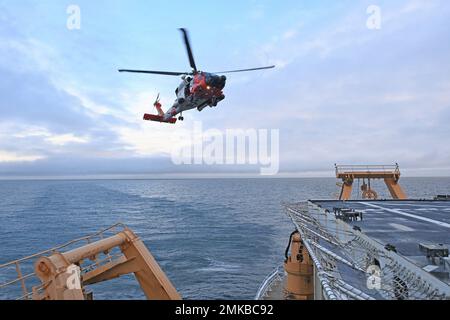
[
  {"x1": 257, "y1": 199, "x2": 450, "y2": 300},
  {"x1": 311, "y1": 200, "x2": 450, "y2": 286}
]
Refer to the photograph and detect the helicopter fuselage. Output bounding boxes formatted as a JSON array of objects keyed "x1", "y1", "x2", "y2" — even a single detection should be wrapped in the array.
[{"x1": 162, "y1": 72, "x2": 227, "y2": 121}]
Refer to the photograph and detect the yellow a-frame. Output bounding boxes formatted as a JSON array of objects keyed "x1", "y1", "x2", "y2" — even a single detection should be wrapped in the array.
[{"x1": 336, "y1": 164, "x2": 407, "y2": 200}]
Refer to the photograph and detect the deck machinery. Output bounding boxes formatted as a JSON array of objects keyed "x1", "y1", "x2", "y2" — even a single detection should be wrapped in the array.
[
  {"x1": 256, "y1": 164, "x2": 450, "y2": 300},
  {"x1": 0, "y1": 224, "x2": 180, "y2": 300}
]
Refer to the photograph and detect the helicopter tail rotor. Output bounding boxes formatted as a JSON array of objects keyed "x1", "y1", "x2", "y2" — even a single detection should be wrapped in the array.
[{"x1": 154, "y1": 93, "x2": 161, "y2": 105}]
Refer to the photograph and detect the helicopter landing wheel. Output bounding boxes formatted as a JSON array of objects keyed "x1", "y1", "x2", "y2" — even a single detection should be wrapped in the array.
[{"x1": 178, "y1": 116, "x2": 184, "y2": 121}]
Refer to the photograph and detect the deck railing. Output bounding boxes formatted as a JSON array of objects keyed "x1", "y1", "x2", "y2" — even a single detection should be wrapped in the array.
[
  {"x1": 254, "y1": 266, "x2": 285, "y2": 300},
  {"x1": 335, "y1": 164, "x2": 400, "y2": 176}
]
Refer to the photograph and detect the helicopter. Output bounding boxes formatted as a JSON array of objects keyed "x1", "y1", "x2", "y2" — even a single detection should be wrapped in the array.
[{"x1": 119, "y1": 28, "x2": 275, "y2": 123}]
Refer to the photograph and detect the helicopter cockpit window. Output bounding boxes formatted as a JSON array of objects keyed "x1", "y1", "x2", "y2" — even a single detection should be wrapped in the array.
[{"x1": 205, "y1": 74, "x2": 213, "y2": 86}]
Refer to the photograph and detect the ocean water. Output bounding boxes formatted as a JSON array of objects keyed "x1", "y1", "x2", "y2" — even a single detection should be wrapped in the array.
[{"x1": 0, "y1": 177, "x2": 449, "y2": 300}]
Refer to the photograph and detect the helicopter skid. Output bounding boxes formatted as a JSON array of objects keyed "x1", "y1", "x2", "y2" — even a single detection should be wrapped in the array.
[{"x1": 143, "y1": 114, "x2": 177, "y2": 124}]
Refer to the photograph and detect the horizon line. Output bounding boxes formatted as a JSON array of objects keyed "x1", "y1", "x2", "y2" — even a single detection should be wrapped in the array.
[{"x1": 1, "y1": 172, "x2": 450, "y2": 181}]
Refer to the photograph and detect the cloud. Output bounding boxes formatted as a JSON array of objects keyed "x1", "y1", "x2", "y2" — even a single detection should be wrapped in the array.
[
  {"x1": 0, "y1": 22, "x2": 132, "y2": 168},
  {"x1": 209, "y1": 0, "x2": 450, "y2": 175},
  {"x1": 0, "y1": 1, "x2": 450, "y2": 177},
  {"x1": 0, "y1": 150, "x2": 44, "y2": 163},
  {"x1": 45, "y1": 134, "x2": 89, "y2": 146}
]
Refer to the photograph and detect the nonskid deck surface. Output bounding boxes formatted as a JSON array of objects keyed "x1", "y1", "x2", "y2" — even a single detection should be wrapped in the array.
[{"x1": 279, "y1": 200, "x2": 450, "y2": 300}]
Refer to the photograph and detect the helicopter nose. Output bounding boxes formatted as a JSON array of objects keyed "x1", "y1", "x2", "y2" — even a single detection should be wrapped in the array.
[
  {"x1": 217, "y1": 75, "x2": 226, "y2": 89},
  {"x1": 206, "y1": 75, "x2": 224, "y2": 89}
]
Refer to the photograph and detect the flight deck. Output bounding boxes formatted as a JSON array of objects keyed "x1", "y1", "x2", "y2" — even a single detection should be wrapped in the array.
[
  {"x1": 312, "y1": 200, "x2": 450, "y2": 286},
  {"x1": 257, "y1": 199, "x2": 450, "y2": 300}
]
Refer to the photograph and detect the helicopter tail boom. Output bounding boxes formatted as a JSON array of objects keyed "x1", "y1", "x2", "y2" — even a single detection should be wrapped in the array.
[{"x1": 143, "y1": 114, "x2": 177, "y2": 124}]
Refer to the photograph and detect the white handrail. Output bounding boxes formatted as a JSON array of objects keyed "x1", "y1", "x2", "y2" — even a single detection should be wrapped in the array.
[{"x1": 254, "y1": 266, "x2": 284, "y2": 300}]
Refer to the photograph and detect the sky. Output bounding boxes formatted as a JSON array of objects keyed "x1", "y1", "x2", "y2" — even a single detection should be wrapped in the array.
[{"x1": 0, "y1": 0, "x2": 449, "y2": 178}]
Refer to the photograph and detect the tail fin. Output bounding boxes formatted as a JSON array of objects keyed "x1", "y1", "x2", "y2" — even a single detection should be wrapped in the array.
[
  {"x1": 153, "y1": 94, "x2": 164, "y2": 117},
  {"x1": 143, "y1": 94, "x2": 177, "y2": 123}
]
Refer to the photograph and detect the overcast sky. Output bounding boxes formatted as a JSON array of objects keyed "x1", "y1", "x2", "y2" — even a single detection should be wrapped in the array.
[{"x1": 0, "y1": 0, "x2": 449, "y2": 178}]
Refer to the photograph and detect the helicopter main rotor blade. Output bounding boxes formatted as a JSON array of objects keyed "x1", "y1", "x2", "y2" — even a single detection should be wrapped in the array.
[
  {"x1": 179, "y1": 28, "x2": 198, "y2": 72},
  {"x1": 118, "y1": 69, "x2": 187, "y2": 76},
  {"x1": 212, "y1": 65, "x2": 276, "y2": 74}
]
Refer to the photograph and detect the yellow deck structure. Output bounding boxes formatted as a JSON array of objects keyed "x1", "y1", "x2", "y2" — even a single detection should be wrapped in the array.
[
  {"x1": 0, "y1": 224, "x2": 181, "y2": 300},
  {"x1": 335, "y1": 164, "x2": 407, "y2": 200}
]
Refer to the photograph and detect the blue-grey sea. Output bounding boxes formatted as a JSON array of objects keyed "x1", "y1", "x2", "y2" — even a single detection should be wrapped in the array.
[{"x1": 0, "y1": 178, "x2": 449, "y2": 300}]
